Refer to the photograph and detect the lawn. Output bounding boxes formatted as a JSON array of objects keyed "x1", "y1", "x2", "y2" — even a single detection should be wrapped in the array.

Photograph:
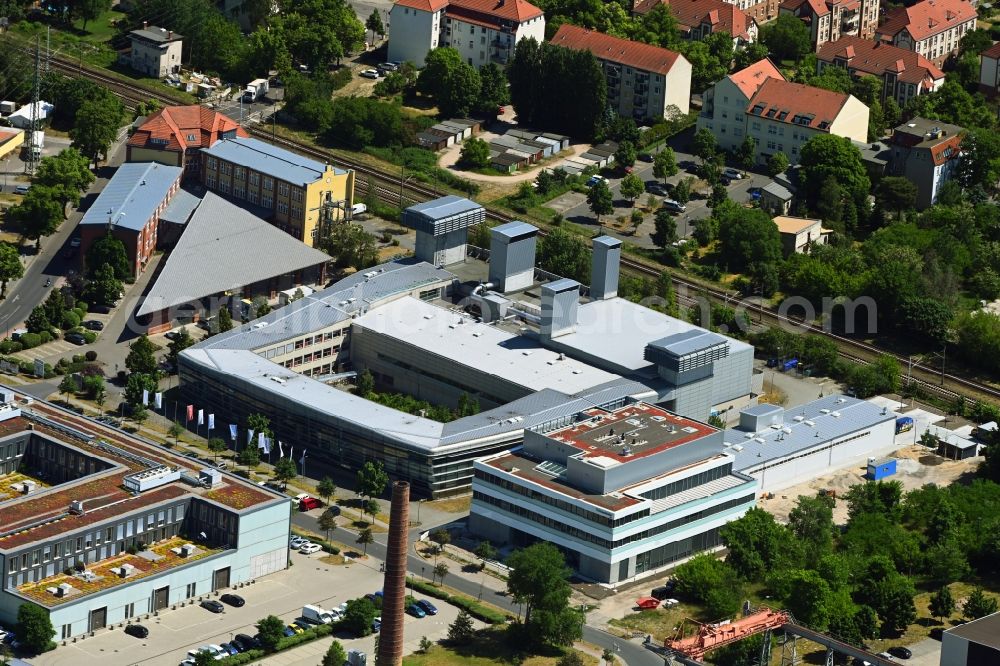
[
  {"x1": 403, "y1": 630, "x2": 598, "y2": 666},
  {"x1": 71, "y1": 8, "x2": 128, "y2": 42}
]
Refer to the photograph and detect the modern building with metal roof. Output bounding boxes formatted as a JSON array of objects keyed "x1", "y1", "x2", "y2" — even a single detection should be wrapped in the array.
[
  {"x1": 200, "y1": 137, "x2": 347, "y2": 186},
  {"x1": 402, "y1": 195, "x2": 484, "y2": 266},
  {"x1": 78, "y1": 162, "x2": 183, "y2": 277},
  {"x1": 942, "y1": 610, "x2": 1000, "y2": 665},
  {"x1": 721, "y1": 395, "x2": 897, "y2": 492},
  {"x1": 136, "y1": 192, "x2": 332, "y2": 332}
]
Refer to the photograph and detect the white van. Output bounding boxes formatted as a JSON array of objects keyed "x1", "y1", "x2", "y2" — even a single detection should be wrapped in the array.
[{"x1": 351, "y1": 203, "x2": 367, "y2": 218}]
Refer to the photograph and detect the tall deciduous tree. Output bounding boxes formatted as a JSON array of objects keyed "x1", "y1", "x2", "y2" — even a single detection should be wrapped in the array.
[
  {"x1": 356, "y1": 460, "x2": 388, "y2": 502},
  {"x1": 10, "y1": 185, "x2": 64, "y2": 248},
  {"x1": 653, "y1": 147, "x2": 678, "y2": 183},
  {"x1": 762, "y1": 13, "x2": 812, "y2": 61},
  {"x1": 365, "y1": 9, "x2": 384, "y2": 43},
  {"x1": 587, "y1": 180, "x2": 614, "y2": 225},
  {"x1": 507, "y1": 543, "x2": 583, "y2": 646},
  {"x1": 71, "y1": 96, "x2": 126, "y2": 164},
  {"x1": 477, "y1": 63, "x2": 509, "y2": 114},
  {"x1": 620, "y1": 173, "x2": 644, "y2": 203},
  {"x1": 537, "y1": 228, "x2": 591, "y2": 283},
  {"x1": 17, "y1": 604, "x2": 53, "y2": 653},
  {"x1": 34, "y1": 148, "x2": 94, "y2": 211},
  {"x1": 85, "y1": 234, "x2": 129, "y2": 280},
  {"x1": 274, "y1": 457, "x2": 298, "y2": 488},
  {"x1": 125, "y1": 335, "x2": 159, "y2": 375},
  {"x1": 0, "y1": 243, "x2": 24, "y2": 298}
]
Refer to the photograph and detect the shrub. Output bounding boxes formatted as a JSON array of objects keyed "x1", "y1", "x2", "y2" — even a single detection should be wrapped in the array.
[
  {"x1": 77, "y1": 301, "x2": 89, "y2": 312},
  {"x1": 82, "y1": 331, "x2": 97, "y2": 344},
  {"x1": 72, "y1": 354, "x2": 85, "y2": 364},
  {"x1": 331, "y1": 68, "x2": 352, "y2": 90},
  {"x1": 216, "y1": 648, "x2": 266, "y2": 665},
  {"x1": 62, "y1": 311, "x2": 81, "y2": 329},
  {"x1": 85, "y1": 351, "x2": 98, "y2": 361},
  {"x1": 407, "y1": 579, "x2": 510, "y2": 624},
  {"x1": 18, "y1": 333, "x2": 41, "y2": 349},
  {"x1": 38, "y1": 331, "x2": 52, "y2": 344}
]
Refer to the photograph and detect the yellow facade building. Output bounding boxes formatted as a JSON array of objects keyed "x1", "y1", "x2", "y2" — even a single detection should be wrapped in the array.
[
  {"x1": 0, "y1": 129, "x2": 25, "y2": 161},
  {"x1": 200, "y1": 137, "x2": 355, "y2": 246}
]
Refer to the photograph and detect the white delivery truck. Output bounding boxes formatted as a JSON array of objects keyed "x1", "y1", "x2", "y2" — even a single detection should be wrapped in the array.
[
  {"x1": 242, "y1": 78, "x2": 269, "y2": 103},
  {"x1": 302, "y1": 605, "x2": 337, "y2": 625}
]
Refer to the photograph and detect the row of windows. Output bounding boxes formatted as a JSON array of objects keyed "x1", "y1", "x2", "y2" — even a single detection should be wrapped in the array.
[
  {"x1": 261, "y1": 330, "x2": 341, "y2": 359},
  {"x1": 612, "y1": 493, "x2": 755, "y2": 549},
  {"x1": 282, "y1": 346, "x2": 339, "y2": 368},
  {"x1": 639, "y1": 462, "x2": 732, "y2": 501}
]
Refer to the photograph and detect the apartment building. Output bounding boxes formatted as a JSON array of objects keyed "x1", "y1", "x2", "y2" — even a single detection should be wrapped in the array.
[
  {"x1": 387, "y1": 0, "x2": 545, "y2": 68},
  {"x1": 778, "y1": 0, "x2": 879, "y2": 50},
  {"x1": 128, "y1": 24, "x2": 183, "y2": 78},
  {"x1": 127, "y1": 105, "x2": 247, "y2": 178},
  {"x1": 876, "y1": 0, "x2": 976, "y2": 68},
  {"x1": 979, "y1": 41, "x2": 1000, "y2": 96},
  {"x1": 887, "y1": 117, "x2": 964, "y2": 208},
  {"x1": 470, "y1": 401, "x2": 758, "y2": 583},
  {"x1": 668, "y1": 0, "x2": 758, "y2": 46},
  {"x1": 697, "y1": 58, "x2": 784, "y2": 152},
  {"x1": 549, "y1": 24, "x2": 692, "y2": 120},
  {"x1": 200, "y1": 137, "x2": 355, "y2": 247},
  {"x1": 816, "y1": 36, "x2": 945, "y2": 106},
  {"x1": 634, "y1": 0, "x2": 776, "y2": 27}
]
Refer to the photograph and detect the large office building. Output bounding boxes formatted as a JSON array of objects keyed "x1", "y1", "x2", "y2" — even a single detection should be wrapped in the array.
[
  {"x1": 387, "y1": 0, "x2": 545, "y2": 68},
  {"x1": 549, "y1": 24, "x2": 692, "y2": 120},
  {"x1": 200, "y1": 137, "x2": 355, "y2": 247},
  {"x1": 470, "y1": 401, "x2": 758, "y2": 583},
  {"x1": 0, "y1": 392, "x2": 288, "y2": 642},
  {"x1": 179, "y1": 200, "x2": 758, "y2": 497}
]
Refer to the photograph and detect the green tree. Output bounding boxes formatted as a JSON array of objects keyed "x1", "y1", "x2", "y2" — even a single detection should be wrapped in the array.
[
  {"x1": 168, "y1": 421, "x2": 184, "y2": 445},
  {"x1": 16, "y1": 603, "x2": 53, "y2": 654},
  {"x1": 10, "y1": 185, "x2": 64, "y2": 248},
  {"x1": 342, "y1": 597, "x2": 379, "y2": 636},
  {"x1": 217, "y1": 306, "x2": 233, "y2": 333},
  {"x1": 474, "y1": 540, "x2": 498, "y2": 563},
  {"x1": 433, "y1": 561, "x2": 449, "y2": 584},
  {"x1": 538, "y1": 228, "x2": 590, "y2": 283},
  {"x1": 123, "y1": 372, "x2": 157, "y2": 409},
  {"x1": 356, "y1": 527, "x2": 373, "y2": 554},
  {"x1": 788, "y1": 494, "x2": 835, "y2": 561},
  {"x1": 557, "y1": 654, "x2": 585, "y2": 666},
  {"x1": 251, "y1": 295, "x2": 271, "y2": 318},
  {"x1": 799, "y1": 135, "x2": 870, "y2": 225},
  {"x1": 356, "y1": 369, "x2": 375, "y2": 396},
  {"x1": 59, "y1": 374, "x2": 77, "y2": 401},
  {"x1": 964, "y1": 587, "x2": 999, "y2": 620},
  {"x1": 322, "y1": 640, "x2": 347, "y2": 666},
  {"x1": 615, "y1": 141, "x2": 637, "y2": 170},
  {"x1": 418, "y1": 47, "x2": 463, "y2": 99},
  {"x1": 125, "y1": 335, "x2": 159, "y2": 375},
  {"x1": 0, "y1": 243, "x2": 24, "y2": 298},
  {"x1": 83, "y1": 263, "x2": 123, "y2": 307},
  {"x1": 448, "y1": 609, "x2": 475, "y2": 643},
  {"x1": 439, "y1": 61, "x2": 481, "y2": 117},
  {"x1": 273, "y1": 457, "x2": 298, "y2": 489},
  {"x1": 715, "y1": 202, "x2": 782, "y2": 274},
  {"x1": 783, "y1": 569, "x2": 834, "y2": 631},
  {"x1": 762, "y1": 13, "x2": 812, "y2": 60},
  {"x1": 620, "y1": 173, "x2": 644, "y2": 203},
  {"x1": 71, "y1": 96, "x2": 126, "y2": 164},
  {"x1": 130, "y1": 403, "x2": 149, "y2": 430},
  {"x1": 736, "y1": 136, "x2": 756, "y2": 169},
  {"x1": 876, "y1": 177, "x2": 918, "y2": 219},
  {"x1": 34, "y1": 148, "x2": 94, "y2": 211},
  {"x1": 720, "y1": 507, "x2": 799, "y2": 580},
  {"x1": 587, "y1": 180, "x2": 614, "y2": 224},
  {"x1": 318, "y1": 507, "x2": 338, "y2": 542},
  {"x1": 320, "y1": 223, "x2": 378, "y2": 270},
  {"x1": 166, "y1": 327, "x2": 194, "y2": 364},
  {"x1": 256, "y1": 615, "x2": 286, "y2": 651},
  {"x1": 247, "y1": 412, "x2": 272, "y2": 440},
  {"x1": 237, "y1": 445, "x2": 260, "y2": 469},
  {"x1": 459, "y1": 138, "x2": 491, "y2": 169},
  {"x1": 74, "y1": 0, "x2": 112, "y2": 31},
  {"x1": 767, "y1": 151, "x2": 789, "y2": 177},
  {"x1": 653, "y1": 148, "x2": 678, "y2": 183},
  {"x1": 674, "y1": 177, "x2": 693, "y2": 204},
  {"x1": 365, "y1": 8, "x2": 384, "y2": 42},
  {"x1": 356, "y1": 459, "x2": 389, "y2": 502},
  {"x1": 651, "y1": 208, "x2": 678, "y2": 250},
  {"x1": 207, "y1": 437, "x2": 227, "y2": 462},
  {"x1": 692, "y1": 127, "x2": 718, "y2": 162},
  {"x1": 430, "y1": 528, "x2": 451, "y2": 556},
  {"x1": 317, "y1": 476, "x2": 336, "y2": 505},
  {"x1": 85, "y1": 234, "x2": 129, "y2": 280},
  {"x1": 674, "y1": 553, "x2": 738, "y2": 603},
  {"x1": 477, "y1": 63, "x2": 509, "y2": 113},
  {"x1": 507, "y1": 543, "x2": 582, "y2": 646},
  {"x1": 929, "y1": 586, "x2": 954, "y2": 623}
]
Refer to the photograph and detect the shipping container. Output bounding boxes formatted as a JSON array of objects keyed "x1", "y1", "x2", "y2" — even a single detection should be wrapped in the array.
[{"x1": 867, "y1": 457, "x2": 896, "y2": 480}]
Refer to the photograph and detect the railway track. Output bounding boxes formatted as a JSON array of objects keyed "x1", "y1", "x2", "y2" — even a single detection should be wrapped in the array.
[{"x1": 43, "y1": 54, "x2": 1000, "y2": 408}]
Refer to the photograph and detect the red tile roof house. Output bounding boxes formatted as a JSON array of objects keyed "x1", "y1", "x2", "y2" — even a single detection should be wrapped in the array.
[
  {"x1": 665, "y1": 0, "x2": 759, "y2": 47},
  {"x1": 697, "y1": 58, "x2": 784, "y2": 152},
  {"x1": 778, "y1": 0, "x2": 880, "y2": 50},
  {"x1": 816, "y1": 36, "x2": 945, "y2": 106},
  {"x1": 888, "y1": 117, "x2": 964, "y2": 208},
  {"x1": 127, "y1": 105, "x2": 247, "y2": 179},
  {"x1": 549, "y1": 24, "x2": 692, "y2": 120},
  {"x1": 387, "y1": 0, "x2": 545, "y2": 68},
  {"x1": 634, "y1": 0, "x2": 777, "y2": 29},
  {"x1": 978, "y1": 41, "x2": 1000, "y2": 96},
  {"x1": 875, "y1": 0, "x2": 977, "y2": 68}
]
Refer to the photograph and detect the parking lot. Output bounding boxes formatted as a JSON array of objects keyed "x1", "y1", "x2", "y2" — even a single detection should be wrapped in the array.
[{"x1": 30, "y1": 550, "x2": 468, "y2": 666}]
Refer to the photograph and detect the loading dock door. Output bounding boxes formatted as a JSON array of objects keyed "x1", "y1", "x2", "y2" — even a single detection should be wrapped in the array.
[
  {"x1": 89, "y1": 607, "x2": 107, "y2": 632},
  {"x1": 213, "y1": 567, "x2": 230, "y2": 591},
  {"x1": 153, "y1": 585, "x2": 169, "y2": 611}
]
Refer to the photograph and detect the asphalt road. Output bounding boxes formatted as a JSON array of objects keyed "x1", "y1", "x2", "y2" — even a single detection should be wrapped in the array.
[{"x1": 291, "y1": 513, "x2": 665, "y2": 666}]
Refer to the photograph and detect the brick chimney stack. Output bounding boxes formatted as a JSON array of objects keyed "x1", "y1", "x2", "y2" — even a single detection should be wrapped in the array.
[{"x1": 377, "y1": 481, "x2": 410, "y2": 666}]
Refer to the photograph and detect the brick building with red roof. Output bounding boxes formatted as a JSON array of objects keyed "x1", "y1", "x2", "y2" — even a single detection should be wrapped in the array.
[
  {"x1": 665, "y1": 0, "x2": 759, "y2": 46},
  {"x1": 778, "y1": 0, "x2": 880, "y2": 50},
  {"x1": 875, "y1": 0, "x2": 976, "y2": 67},
  {"x1": 388, "y1": 0, "x2": 545, "y2": 68},
  {"x1": 634, "y1": 0, "x2": 777, "y2": 28},
  {"x1": 127, "y1": 105, "x2": 247, "y2": 179},
  {"x1": 816, "y1": 36, "x2": 945, "y2": 105},
  {"x1": 549, "y1": 24, "x2": 692, "y2": 120}
]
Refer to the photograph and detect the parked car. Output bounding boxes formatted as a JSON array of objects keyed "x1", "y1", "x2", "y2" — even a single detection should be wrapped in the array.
[
  {"x1": 65, "y1": 333, "x2": 87, "y2": 345},
  {"x1": 646, "y1": 182, "x2": 669, "y2": 196},
  {"x1": 13, "y1": 184, "x2": 30, "y2": 195},
  {"x1": 200, "y1": 599, "x2": 225, "y2": 613},
  {"x1": 299, "y1": 543, "x2": 322, "y2": 554},
  {"x1": 82, "y1": 320, "x2": 104, "y2": 331},
  {"x1": 623, "y1": 165, "x2": 635, "y2": 174},
  {"x1": 299, "y1": 496, "x2": 322, "y2": 511},
  {"x1": 233, "y1": 634, "x2": 260, "y2": 651},
  {"x1": 91, "y1": 305, "x2": 112, "y2": 314},
  {"x1": 586, "y1": 175, "x2": 608, "y2": 187},
  {"x1": 406, "y1": 604, "x2": 426, "y2": 618},
  {"x1": 887, "y1": 647, "x2": 912, "y2": 659},
  {"x1": 287, "y1": 623, "x2": 304, "y2": 635},
  {"x1": 124, "y1": 624, "x2": 148, "y2": 639},
  {"x1": 359, "y1": 69, "x2": 380, "y2": 79},
  {"x1": 282, "y1": 625, "x2": 297, "y2": 637},
  {"x1": 722, "y1": 168, "x2": 743, "y2": 180},
  {"x1": 220, "y1": 593, "x2": 245, "y2": 607},
  {"x1": 377, "y1": 62, "x2": 398, "y2": 72},
  {"x1": 639, "y1": 152, "x2": 654, "y2": 162},
  {"x1": 415, "y1": 599, "x2": 438, "y2": 615},
  {"x1": 372, "y1": 618, "x2": 382, "y2": 632},
  {"x1": 220, "y1": 643, "x2": 239, "y2": 655},
  {"x1": 662, "y1": 199, "x2": 686, "y2": 213},
  {"x1": 293, "y1": 619, "x2": 313, "y2": 632}
]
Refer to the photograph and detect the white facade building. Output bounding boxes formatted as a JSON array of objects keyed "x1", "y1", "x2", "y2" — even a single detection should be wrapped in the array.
[
  {"x1": 875, "y1": 0, "x2": 976, "y2": 68},
  {"x1": 388, "y1": 0, "x2": 544, "y2": 68},
  {"x1": 129, "y1": 25, "x2": 183, "y2": 78},
  {"x1": 698, "y1": 58, "x2": 783, "y2": 152}
]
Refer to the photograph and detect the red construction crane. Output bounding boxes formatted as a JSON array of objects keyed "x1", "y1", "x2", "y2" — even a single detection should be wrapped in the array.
[{"x1": 665, "y1": 607, "x2": 791, "y2": 659}]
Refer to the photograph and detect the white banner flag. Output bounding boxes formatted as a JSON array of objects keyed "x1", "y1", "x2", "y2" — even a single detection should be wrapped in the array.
[
  {"x1": 299, "y1": 448, "x2": 306, "y2": 465},
  {"x1": 208, "y1": 413, "x2": 215, "y2": 430},
  {"x1": 142, "y1": 389, "x2": 149, "y2": 405},
  {"x1": 229, "y1": 424, "x2": 238, "y2": 441},
  {"x1": 262, "y1": 436, "x2": 271, "y2": 455},
  {"x1": 154, "y1": 392, "x2": 162, "y2": 409},
  {"x1": 278, "y1": 441, "x2": 284, "y2": 457},
  {"x1": 248, "y1": 428, "x2": 255, "y2": 446},
  {"x1": 197, "y1": 409, "x2": 204, "y2": 426}
]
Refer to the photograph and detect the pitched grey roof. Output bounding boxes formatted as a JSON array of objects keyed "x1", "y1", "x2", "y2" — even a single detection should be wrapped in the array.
[
  {"x1": 80, "y1": 162, "x2": 182, "y2": 232},
  {"x1": 159, "y1": 188, "x2": 201, "y2": 225},
  {"x1": 130, "y1": 26, "x2": 183, "y2": 42},
  {"x1": 136, "y1": 192, "x2": 331, "y2": 316},
  {"x1": 201, "y1": 137, "x2": 347, "y2": 187}
]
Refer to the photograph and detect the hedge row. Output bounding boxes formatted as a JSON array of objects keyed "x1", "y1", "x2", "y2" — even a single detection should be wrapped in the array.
[
  {"x1": 408, "y1": 579, "x2": 510, "y2": 624},
  {"x1": 290, "y1": 527, "x2": 341, "y2": 555},
  {"x1": 216, "y1": 624, "x2": 334, "y2": 665}
]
